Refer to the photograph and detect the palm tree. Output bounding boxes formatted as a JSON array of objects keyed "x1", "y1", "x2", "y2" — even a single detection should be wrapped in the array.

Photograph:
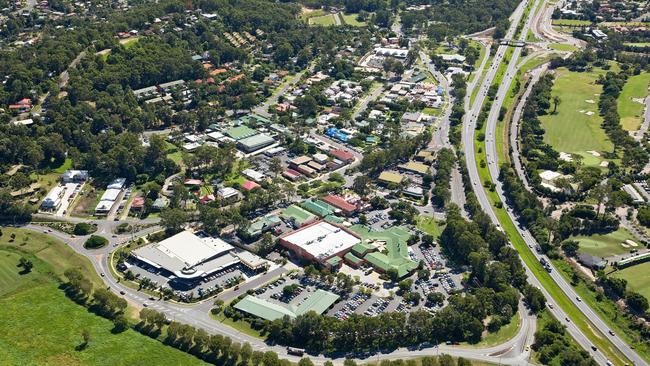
[{"x1": 552, "y1": 96, "x2": 562, "y2": 114}]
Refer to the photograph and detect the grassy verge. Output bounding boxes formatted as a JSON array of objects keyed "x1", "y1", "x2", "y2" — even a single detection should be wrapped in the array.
[
  {"x1": 209, "y1": 311, "x2": 265, "y2": 339},
  {"x1": 460, "y1": 312, "x2": 521, "y2": 348},
  {"x1": 416, "y1": 215, "x2": 446, "y2": 239}
]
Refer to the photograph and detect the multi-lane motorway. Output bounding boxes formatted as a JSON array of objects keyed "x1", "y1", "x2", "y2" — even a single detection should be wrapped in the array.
[{"x1": 463, "y1": 0, "x2": 648, "y2": 364}]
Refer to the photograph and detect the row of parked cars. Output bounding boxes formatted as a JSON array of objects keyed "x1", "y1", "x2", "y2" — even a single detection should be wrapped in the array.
[{"x1": 334, "y1": 293, "x2": 370, "y2": 320}]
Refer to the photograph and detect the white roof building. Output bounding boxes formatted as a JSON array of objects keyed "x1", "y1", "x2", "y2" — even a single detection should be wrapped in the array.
[
  {"x1": 41, "y1": 186, "x2": 63, "y2": 209},
  {"x1": 242, "y1": 168, "x2": 266, "y2": 182},
  {"x1": 280, "y1": 221, "x2": 361, "y2": 262},
  {"x1": 132, "y1": 231, "x2": 238, "y2": 279}
]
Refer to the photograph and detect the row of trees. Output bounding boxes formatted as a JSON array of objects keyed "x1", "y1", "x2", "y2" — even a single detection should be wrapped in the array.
[{"x1": 431, "y1": 148, "x2": 455, "y2": 207}]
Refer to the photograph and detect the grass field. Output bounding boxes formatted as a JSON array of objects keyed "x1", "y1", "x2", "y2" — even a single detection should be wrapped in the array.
[
  {"x1": 461, "y1": 312, "x2": 521, "y2": 348},
  {"x1": 0, "y1": 283, "x2": 206, "y2": 366},
  {"x1": 539, "y1": 67, "x2": 613, "y2": 163},
  {"x1": 341, "y1": 13, "x2": 366, "y2": 26},
  {"x1": 309, "y1": 13, "x2": 337, "y2": 26},
  {"x1": 572, "y1": 228, "x2": 636, "y2": 258},
  {"x1": 0, "y1": 227, "x2": 104, "y2": 288},
  {"x1": 0, "y1": 228, "x2": 207, "y2": 365},
  {"x1": 624, "y1": 42, "x2": 650, "y2": 48},
  {"x1": 0, "y1": 250, "x2": 48, "y2": 297},
  {"x1": 612, "y1": 261, "x2": 650, "y2": 302},
  {"x1": 552, "y1": 19, "x2": 592, "y2": 26},
  {"x1": 416, "y1": 216, "x2": 445, "y2": 239},
  {"x1": 617, "y1": 72, "x2": 649, "y2": 131},
  {"x1": 549, "y1": 43, "x2": 578, "y2": 52}
]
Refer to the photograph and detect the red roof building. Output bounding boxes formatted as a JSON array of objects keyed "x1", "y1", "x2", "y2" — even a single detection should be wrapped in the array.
[
  {"x1": 322, "y1": 194, "x2": 357, "y2": 215},
  {"x1": 283, "y1": 169, "x2": 302, "y2": 181},
  {"x1": 329, "y1": 149, "x2": 354, "y2": 163},
  {"x1": 241, "y1": 180, "x2": 260, "y2": 191},
  {"x1": 130, "y1": 196, "x2": 145, "y2": 210}
]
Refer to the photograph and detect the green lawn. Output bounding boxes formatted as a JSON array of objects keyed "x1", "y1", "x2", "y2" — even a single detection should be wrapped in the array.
[
  {"x1": 416, "y1": 216, "x2": 445, "y2": 239},
  {"x1": 299, "y1": 8, "x2": 326, "y2": 21},
  {"x1": 539, "y1": 67, "x2": 613, "y2": 163},
  {"x1": 53, "y1": 158, "x2": 73, "y2": 174},
  {"x1": 209, "y1": 311, "x2": 264, "y2": 339},
  {"x1": 572, "y1": 228, "x2": 637, "y2": 258},
  {"x1": 0, "y1": 250, "x2": 48, "y2": 297},
  {"x1": 0, "y1": 227, "x2": 104, "y2": 288},
  {"x1": 623, "y1": 42, "x2": 650, "y2": 48},
  {"x1": 549, "y1": 43, "x2": 578, "y2": 52},
  {"x1": 341, "y1": 13, "x2": 366, "y2": 26},
  {"x1": 617, "y1": 72, "x2": 649, "y2": 131},
  {"x1": 461, "y1": 312, "x2": 521, "y2": 348},
  {"x1": 0, "y1": 228, "x2": 207, "y2": 365},
  {"x1": 612, "y1": 261, "x2": 650, "y2": 302},
  {"x1": 308, "y1": 13, "x2": 337, "y2": 26},
  {"x1": 0, "y1": 283, "x2": 206, "y2": 366}
]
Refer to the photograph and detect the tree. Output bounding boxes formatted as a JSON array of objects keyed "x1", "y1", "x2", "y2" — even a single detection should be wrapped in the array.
[
  {"x1": 625, "y1": 291, "x2": 649, "y2": 314},
  {"x1": 561, "y1": 240, "x2": 579, "y2": 257},
  {"x1": 298, "y1": 358, "x2": 314, "y2": 366},
  {"x1": 160, "y1": 208, "x2": 188, "y2": 234},
  {"x1": 80, "y1": 328, "x2": 91, "y2": 348},
  {"x1": 84, "y1": 235, "x2": 108, "y2": 249},
  {"x1": 112, "y1": 315, "x2": 129, "y2": 333},
  {"x1": 552, "y1": 95, "x2": 561, "y2": 114},
  {"x1": 352, "y1": 175, "x2": 372, "y2": 197},
  {"x1": 18, "y1": 257, "x2": 33, "y2": 273},
  {"x1": 269, "y1": 157, "x2": 283, "y2": 177},
  {"x1": 74, "y1": 222, "x2": 95, "y2": 235}
]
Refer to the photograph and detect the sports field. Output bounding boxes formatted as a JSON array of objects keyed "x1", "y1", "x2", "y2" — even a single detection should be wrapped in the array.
[
  {"x1": 618, "y1": 72, "x2": 649, "y2": 131},
  {"x1": 341, "y1": 13, "x2": 366, "y2": 26},
  {"x1": 573, "y1": 228, "x2": 636, "y2": 258},
  {"x1": 309, "y1": 13, "x2": 337, "y2": 26},
  {"x1": 612, "y1": 261, "x2": 650, "y2": 302},
  {"x1": 539, "y1": 67, "x2": 613, "y2": 165}
]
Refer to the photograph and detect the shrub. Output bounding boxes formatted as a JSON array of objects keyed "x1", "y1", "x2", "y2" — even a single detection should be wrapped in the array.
[
  {"x1": 84, "y1": 235, "x2": 108, "y2": 249},
  {"x1": 73, "y1": 222, "x2": 96, "y2": 235}
]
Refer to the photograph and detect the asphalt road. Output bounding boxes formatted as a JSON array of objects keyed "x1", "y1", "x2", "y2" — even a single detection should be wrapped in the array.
[{"x1": 464, "y1": 0, "x2": 648, "y2": 364}]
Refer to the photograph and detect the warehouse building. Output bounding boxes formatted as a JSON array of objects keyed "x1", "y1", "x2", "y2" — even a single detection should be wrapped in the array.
[{"x1": 237, "y1": 133, "x2": 275, "y2": 153}]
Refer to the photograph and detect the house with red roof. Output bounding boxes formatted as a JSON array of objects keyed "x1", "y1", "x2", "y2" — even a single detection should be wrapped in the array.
[
  {"x1": 241, "y1": 180, "x2": 260, "y2": 191},
  {"x1": 329, "y1": 149, "x2": 355, "y2": 163},
  {"x1": 322, "y1": 194, "x2": 357, "y2": 216}
]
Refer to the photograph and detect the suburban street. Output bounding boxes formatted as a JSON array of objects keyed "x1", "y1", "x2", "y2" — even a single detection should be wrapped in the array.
[{"x1": 463, "y1": 0, "x2": 648, "y2": 364}]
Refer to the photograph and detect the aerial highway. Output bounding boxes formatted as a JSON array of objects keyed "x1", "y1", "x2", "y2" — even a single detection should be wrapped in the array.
[{"x1": 464, "y1": 0, "x2": 648, "y2": 364}]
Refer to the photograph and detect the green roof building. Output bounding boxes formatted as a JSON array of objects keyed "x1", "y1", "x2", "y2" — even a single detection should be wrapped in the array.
[
  {"x1": 226, "y1": 125, "x2": 258, "y2": 140},
  {"x1": 326, "y1": 256, "x2": 342, "y2": 268},
  {"x1": 344, "y1": 252, "x2": 364, "y2": 267},
  {"x1": 301, "y1": 199, "x2": 336, "y2": 217},
  {"x1": 378, "y1": 171, "x2": 404, "y2": 185},
  {"x1": 281, "y1": 205, "x2": 317, "y2": 227},
  {"x1": 348, "y1": 225, "x2": 418, "y2": 278},
  {"x1": 234, "y1": 289, "x2": 339, "y2": 321},
  {"x1": 246, "y1": 215, "x2": 282, "y2": 237}
]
